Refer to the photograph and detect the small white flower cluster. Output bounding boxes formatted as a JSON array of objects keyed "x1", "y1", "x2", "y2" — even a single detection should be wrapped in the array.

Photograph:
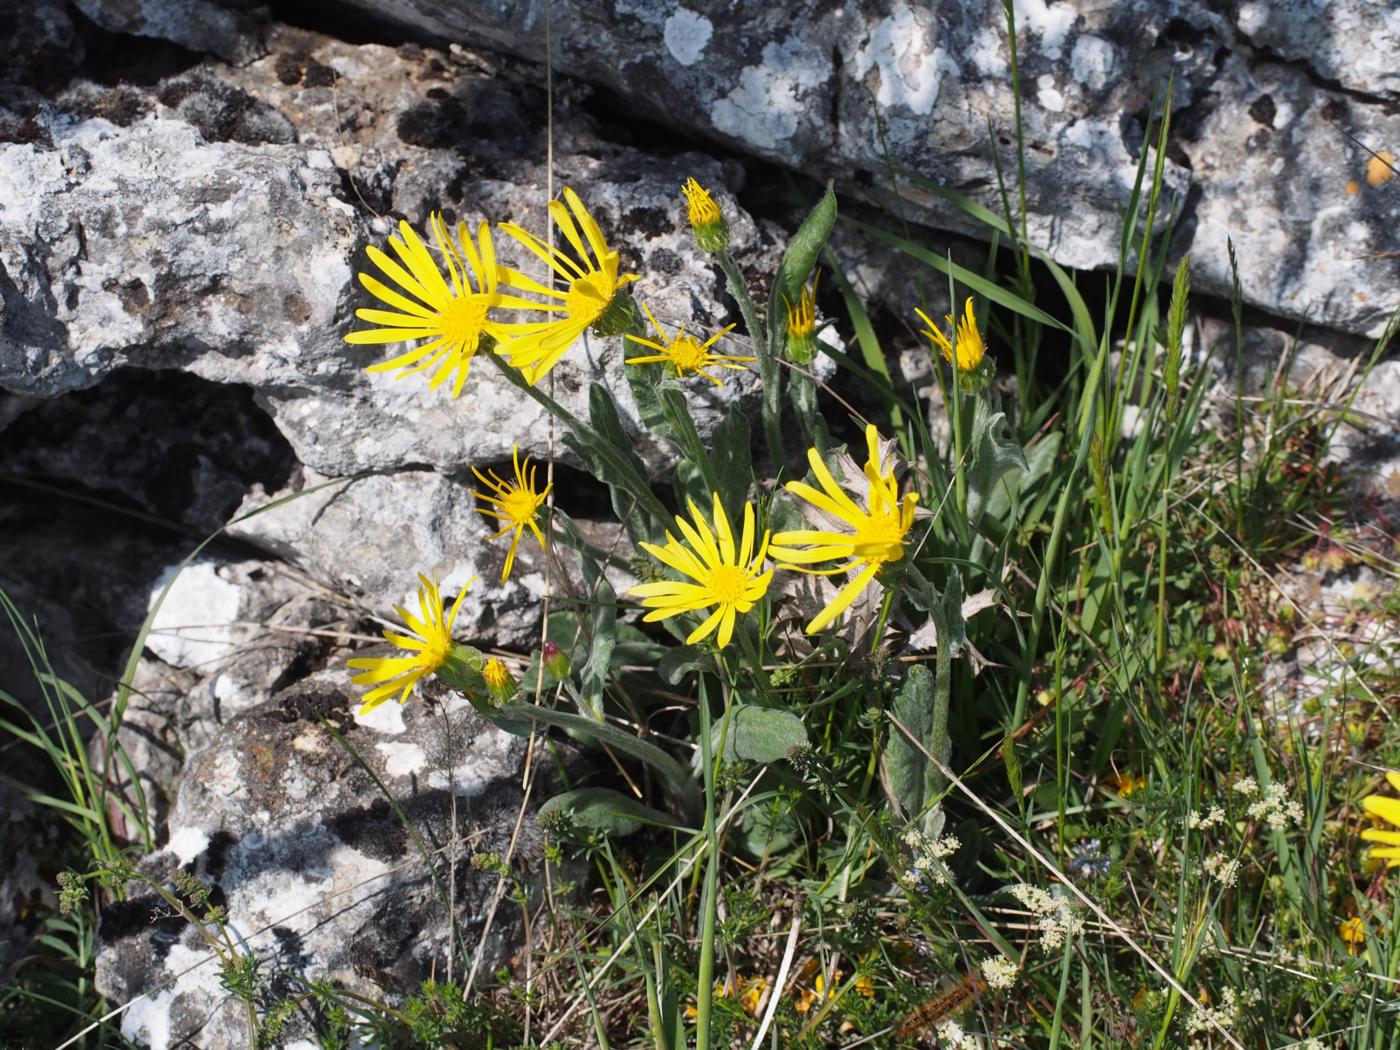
[
  {"x1": 902, "y1": 826, "x2": 960, "y2": 889},
  {"x1": 1203, "y1": 852, "x2": 1241, "y2": 887},
  {"x1": 935, "y1": 1019, "x2": 979, "y2": 1049},
  {"x1": 979, "y1": 955, "x2": 1019, "y2": 990},
  {"x1": 1189, "y1": 776, "x2": 1303, "y2": 836},
  {"x1": 1243, "y1": 781, "x2": 1305, "y2": 833},
  {"x1": 1188, "y1": 804, "x2": 1227, "y2": 830},
  {"x1": 1185, "y1": 987, "x2": 1260, "y2": 1038},
  {"x1": 1009, "y1": 883, "x2": 1084, "y2": 951}
]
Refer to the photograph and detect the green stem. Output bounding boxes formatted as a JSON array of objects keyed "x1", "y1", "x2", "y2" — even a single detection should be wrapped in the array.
[
  {"x1": 485, "y1": 350, "x2": 670, "y2": 526},
  {"x1": 716, "y1": 251, "x2": 782, "y2": 466},
  {"x1": 694, "y1": 676, "x2": 721, "y2": 1050}
]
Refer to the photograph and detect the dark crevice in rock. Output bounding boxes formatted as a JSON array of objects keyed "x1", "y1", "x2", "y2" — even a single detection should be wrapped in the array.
[{"x1": 64, "y1": 6, "x2": 204, "y2": 91}]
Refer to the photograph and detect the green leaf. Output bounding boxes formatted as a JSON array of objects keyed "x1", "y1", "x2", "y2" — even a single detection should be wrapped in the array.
[
  {"x1": 966, "y1": 399, "x2": 1028, "y2": 528},
  {"x1": 657, "y1": 645, "x2": 712, "y2": 686},
  {"x1": 537, "y1": 787, "x2": 682, "y2": 839},
  {"x1": 715, "y1": 703, "x2": 809, "y2": 764},
  {"x1": 845, "y1": 216, "x2": 1068, "y2": 336},
  {"x1": 577, "y1": 552, "x2": 617, "y2": 722},
  {"x1": 560, "y1": 382, "x2": 666, "y2": 538},
  {"x1": 768, "y1": 182, "x2": 838, "y2": 357},
  {"x1": 885, "y1": 664, "x2": 938, "y2": 827},
  {"x1": 493, "y1": 703, "x2": 701, "y2": 821},
  {"x1": 708, "y1": 401, "x2": 753, "y2": 522}
]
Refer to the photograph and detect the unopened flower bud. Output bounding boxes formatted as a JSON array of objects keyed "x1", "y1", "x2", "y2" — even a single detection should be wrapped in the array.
[
  {"x1": 482, "y1": 657, "x2": 517, "y2": 702},
  {"x1": 542, "y1": 641, "x2": 571, "y2": 679},
  {"x1": 782, "y1": 272, "x2": 818, "y2": 365},
  {"x1": 681, "y1": 178, "x2": 730, "y2": 253}
]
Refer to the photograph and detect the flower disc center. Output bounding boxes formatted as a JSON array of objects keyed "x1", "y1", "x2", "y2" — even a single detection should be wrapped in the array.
[
  {"x1": 706, "y1": 564, "x2": 749, "y2": 605},
  {"x1": 441, "y1": 295, "x2": 490, "y2": 351}
]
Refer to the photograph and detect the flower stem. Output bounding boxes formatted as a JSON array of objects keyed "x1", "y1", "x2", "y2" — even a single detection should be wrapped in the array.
[
  {"x1": 485, "y1": 350, "x2": 670, "y2": 527},
  {"x1": 716, "y1": 250, "x2": 782, "y2": 466}
]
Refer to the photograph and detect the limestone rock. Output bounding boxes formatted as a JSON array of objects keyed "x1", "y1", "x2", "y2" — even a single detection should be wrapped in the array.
[{"x1": 94, "y1": 669, "x2": 546, "y2": 1050}]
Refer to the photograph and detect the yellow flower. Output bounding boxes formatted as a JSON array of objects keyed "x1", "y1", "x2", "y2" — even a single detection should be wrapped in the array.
[
  {"x1": 472, "y1": 444, "x2": 551, "y2": 583},
  {"x1": 769, "y1": 424, "x2": 919, "y2": 634},
  {"x1": 1360, "y1": 770, "x2": 1400, "y2": 868},
  {"x1": 347, "y1": 574, "x2": 469, "y2": 714},
  {"x1": 496, "y1": 187, "x2": 640, "y2": 384},
  {"x1": 625, "y1": 302, "x2": 753, "y2": 385},
  {"x1": 739, "y1": 976, "x2": 768, "y2": 1017},
  {"x1": 1339, "y1": 916, "x2": 1367, "y2": 954},
  {"x1": 1111, "y1": 772, "x2": 1147, "y2": 798},
  {"x1": 631, "y1": 493, "x2": 773, "y2": 649},
  {"x1": 681, "y1": 177, "x2": 729, "y2": 253},
  {"x1": 794, "y1": 969, "x2": 843, "y2": 1014},
  {"x1": 345, "y1": 215, "x2": 510, "y2": 397},
  {"x1": 854, "y1": 974, "x2": 875, "y2": 999},
  {"x1": 782, "y1": 270, "x2": 818, "y2": 364},
  {"x1": 916, "y1": 297, "x2": 987, "y2": 373}
]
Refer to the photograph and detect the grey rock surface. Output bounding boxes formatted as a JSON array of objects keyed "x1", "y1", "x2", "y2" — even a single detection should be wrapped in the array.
[
  {"x1": 94, "y1": 668, "x2": 545, "y2": 1050},
  {"x1": 0, "y1": 26, "x2": 786, "y2": 478},
  {"x1": 228, "y1": 464, "x2": 550, "y2": 647},
  {"x1": 294, "y1": 0, "x2": 1399, "y2": 338}
]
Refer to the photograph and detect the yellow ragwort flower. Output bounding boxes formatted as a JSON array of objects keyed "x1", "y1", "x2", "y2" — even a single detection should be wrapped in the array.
[
  {"x1": 625, "y1": 302, "x2": 753, "y2": 385},
  {"x1": 347, "y1": 574, "x2": 469, "y2": 714},
  {"x1": 769, "y1": 424, "x2": 919, "y2": 634},
  {"x1": 1339, "y1": 916, "x2": 1367, "y2": 954},
  {"x1": 496, "y1": 187, "x2": 639, "y2": 384},
  {"x1": 345, "y1": 215, "x2": 517, "y2": 397},
  {"x1": 680, "y1": 177, "x2": 729, "y2": 253},
  {"x1": 916, "y1": 296, "x2": 987, "y2": 373},
  {"x1": 782, "y1": 270, "x2": 818, "y2": 365},
  {"x1": 472, "y1": 444, "x2": 551, "y2": 583},
  {"x1": 1360, "y1": 770, "x2": 1400, "y2": 868},
  {"x1": 631, "y1": 493, "x2": 773, "y2": 649}
]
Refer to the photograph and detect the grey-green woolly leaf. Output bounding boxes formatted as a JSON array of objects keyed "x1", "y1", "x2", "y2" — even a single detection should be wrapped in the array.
[
  {"x1": 886, "y1": 664, "x2": 937, "y2": 825},
  {"x1": 537, "y1": 787, "x2": 682, "y2": 839},
  {"x1": 624, "y1": 354, "x2": 674, "y2": 443},
  {"x1": 560, "y1": 382, "x2": 663, "y2": 540},
  {"x1": 719, "y1": 703, "x2": 809, "y2": 764},
  {"x1": 493, "y1": 703, "x2": 701, "y2": 821},
  {"x1": 577, "y1": 551, "x2": 617, "y2": 722},
  {"x1": 538, "y1": 788, "x2": 678, "y2": 840},
  {"x1": 983, "y1": 429, "x2": 1060, "y2": 527},
  {"x1": 708, "y1": 402, "x2": 753, "y2": 522},
  {"x1": 966, "y1": 400, "x2": 1028, "y2": 527},
  {"x1": 657, "y1": 645, "x2": 712, "y2": 686},
  {"x1": 767, "y1": 182, "x2": 838, "y2": 357}
]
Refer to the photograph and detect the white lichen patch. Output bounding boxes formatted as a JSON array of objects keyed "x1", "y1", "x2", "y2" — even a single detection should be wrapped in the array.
[
  {"x1": 663, "y1": 8, "x2": 712, "y2": 66},
  {"x1": 1013, "y1": 0, "x2": 1079, "y2": 60},
  {"x1": 1237, "y1": 2, "x2": 1267, "y2": 35},
  {"x1": 968, "y1": 26, "x2": 1008, "y2": 78},
  {"x1": 1070, "y1": 34, "x2": 1114, "y2": 90},
  {"x1": 710, "y1": 37, "x2": 828, "y2": 151},
  {"x1": 426, "y1": 726, "x2": 521, "y2": 797},
  {"x1": 166, "y1": 825, "x2": 210, "y2": 866},
  {"x1": 850, "y1": 5, "x2": 946, "y2": 115},
  {"x1": 1037, "y1": 73, "x2": 1066, "y2": 112},
  {"x1": 376, "y1": 740, "x2": 427, "y2": 778},
  {"x1": 123, "y1": 943, "x2": 227, "y2": 1050},
  {"x1": 355, "y1": 698, "x2": 408, "y2": 734},
  {"x1": 146, "y1": 560, "x2": 243, "y2": 670}
]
